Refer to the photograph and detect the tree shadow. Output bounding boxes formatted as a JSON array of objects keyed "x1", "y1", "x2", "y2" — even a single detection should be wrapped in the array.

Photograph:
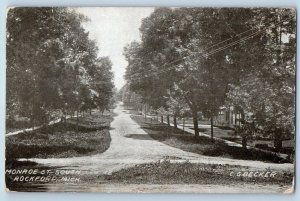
[{"x1": 124, "y1": 134, "x2": 153, "y2": 140}]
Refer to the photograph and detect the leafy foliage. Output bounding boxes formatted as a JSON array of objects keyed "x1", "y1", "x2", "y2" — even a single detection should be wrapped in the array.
[
  {"x1": 124, "y1": 8, "x2": 295, "y2": 145},
  {"x1": 6, "y1": 8, "x2": 114, "y2": 126}
]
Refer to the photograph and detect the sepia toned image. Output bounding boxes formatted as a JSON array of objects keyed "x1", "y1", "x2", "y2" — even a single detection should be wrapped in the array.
[{"x1": 5, "y1": 7, "x2": 295, "y2": 193}]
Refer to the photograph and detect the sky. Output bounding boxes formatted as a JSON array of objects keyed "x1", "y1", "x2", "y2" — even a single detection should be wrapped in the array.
[{"x1": 76, "y1": 7, "x2": 155, "y2": 90}]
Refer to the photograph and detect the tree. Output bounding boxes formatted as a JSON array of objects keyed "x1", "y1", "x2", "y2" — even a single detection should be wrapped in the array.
[
  {"x1": 166, "y1": 92, "x2": 190, "y2": 129},
  {"x1": 91, "y1": 57, "x2": 114, "y2": 114},
  {"x1": 226, "y1": 8, "x2": 296, "y2": 150},
  {"x1": 6, "y1": 8, "x2": 115, "y2": 129},
  {"x1": 125, "y1": 8, "x2": 253, "y2": 139},
  {"x1": 124, "y1": 7, "x2": 295, "y2": 146}
]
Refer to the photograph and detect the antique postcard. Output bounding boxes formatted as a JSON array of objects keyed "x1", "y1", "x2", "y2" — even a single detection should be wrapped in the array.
[{"x1": 5, "y1": 7, "x2": 295, "y2": 193}]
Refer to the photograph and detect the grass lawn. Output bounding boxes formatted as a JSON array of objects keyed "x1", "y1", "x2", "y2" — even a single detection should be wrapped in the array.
[
  {"x1": 131, "y1": 115, "x2": 291, "y2": 163},
  {"x1": 6, "y1": 111, "x2": 113, "y2": 159},
  {"x1": 105, "y1": 160, "x2": 293, "y2": 186}
]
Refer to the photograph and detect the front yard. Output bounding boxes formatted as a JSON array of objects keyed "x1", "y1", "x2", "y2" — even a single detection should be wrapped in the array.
[
  {"x1": 131, "y1": 115, "x2": 292, "y2": 163},
  {"x1": 6, "y1": 111, "x2": 113, "y2": 160}
]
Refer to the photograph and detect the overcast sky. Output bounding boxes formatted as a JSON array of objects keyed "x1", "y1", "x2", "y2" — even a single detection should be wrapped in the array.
[{"x1": 76, "y1": 7, "x2": 154, "y2": 90}]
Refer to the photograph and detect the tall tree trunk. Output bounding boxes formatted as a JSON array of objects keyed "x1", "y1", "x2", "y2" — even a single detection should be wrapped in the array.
[
  {"x1": 76, "y1": 110, "x2": 79, "y2": 132},
  {"x1": 240, "y1": 109, "x2": 247, "y2": 149},
  {"x1": 242, "y1": 136, "x2": 247, "y2": 150},
  {"x1": 173, "y1": 116, "x2": 177, "y2": 128},
  {"x1": 167, "y1": 115, "x2": 170, "y2": 126},
  {"x1": 235, "y1": 113, "x2": 237, "y2": 125},
  {"x1": 274, "y1": 129, "x2": 283, "y2": 152},
  {"x1": 192, "y1": 110, "x2": 199, "y2": 138},
  {"x1": 182, "y1": 118, "x2": 185, "y2": 133},
  {"x1": 240, "y1": 110, "x2": 245, "y2": 124},
  {"x1": 161, "y1": 115, "x2": 163, "y2": 124},
  {"x1": 211, "y1": 115, "x2": 214, "y2": 140}
]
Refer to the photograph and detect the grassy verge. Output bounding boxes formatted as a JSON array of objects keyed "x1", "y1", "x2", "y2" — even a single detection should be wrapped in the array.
[
  {"x1": 6, "y1": 111, "x2": 113, "y2": 159},
  {"x1": 131, "y1": 115, "x2": 290, "y2": 163},
  {"x1": 105, "y1": 160, "x2": 293, "y2": 186}
]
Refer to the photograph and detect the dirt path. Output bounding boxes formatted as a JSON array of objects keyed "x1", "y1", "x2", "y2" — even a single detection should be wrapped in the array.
[{"x1": 24, "y1": 102, "x2": 293, "y2": 175}]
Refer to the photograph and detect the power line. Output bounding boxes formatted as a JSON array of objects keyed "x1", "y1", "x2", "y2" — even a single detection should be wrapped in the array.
[
  {"x1": 128, "y1": 15, "x2": 294, "y2": 81},
  {"x1": 193, "y1": 14, "x2": 287, "y2": 54},
  {"x1": 129, "y1": 29, "x2": 253, "y2": 80}
]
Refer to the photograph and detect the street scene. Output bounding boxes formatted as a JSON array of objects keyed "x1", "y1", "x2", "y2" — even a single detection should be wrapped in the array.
[{"x1": 5, "y1": 7, "x2": 295, "y2": 193}]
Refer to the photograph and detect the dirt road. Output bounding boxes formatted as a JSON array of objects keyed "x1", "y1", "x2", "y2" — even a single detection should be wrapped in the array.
[
  {"x1": 25, "y1": 102, "x2": 202, "y2": 174},
  {"x1": 26, "y1": 102, "x2": 293, "y2": 174},
  {"x1": 17, "y1": 103, "x2": 293, "y2": 192}
]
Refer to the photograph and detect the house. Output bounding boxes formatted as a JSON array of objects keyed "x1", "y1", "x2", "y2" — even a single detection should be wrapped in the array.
[{"x1": 214, "y1": 106, "x2": 242, "y2": 128}]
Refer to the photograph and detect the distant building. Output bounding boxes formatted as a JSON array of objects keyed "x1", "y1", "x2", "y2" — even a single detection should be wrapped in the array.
[{"x1": 213, "y1": 106, "x2": 242, "y2": 128}]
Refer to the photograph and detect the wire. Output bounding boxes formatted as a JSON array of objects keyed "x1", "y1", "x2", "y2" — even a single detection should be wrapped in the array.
[
  {"x1": 194, "y1": 11, "x2": 287, "y2": 54},
  {"x1": 127, "y1": 17, "x2": 293, "y2": 79},
  {"x1": 127, "y1": 15, "x2": 294, "y2": 81}
]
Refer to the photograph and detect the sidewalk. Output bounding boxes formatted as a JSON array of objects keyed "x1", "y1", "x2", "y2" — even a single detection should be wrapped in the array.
[{"x1": 6, "y1": 115, "x2": 78, "y2": 137}]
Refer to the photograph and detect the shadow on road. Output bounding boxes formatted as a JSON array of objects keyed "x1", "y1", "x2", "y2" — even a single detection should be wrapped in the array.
[{"x1": 124, "y1": 134, "x2": 153, "y2": 140}]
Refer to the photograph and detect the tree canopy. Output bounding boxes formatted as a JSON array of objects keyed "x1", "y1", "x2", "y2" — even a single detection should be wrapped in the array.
[
  {"x1": 7, "y1": 8, "x2": 115, "y2": 125},
  {"x1": 124, "y1": 8, "x2": 295, "y2": 146}
]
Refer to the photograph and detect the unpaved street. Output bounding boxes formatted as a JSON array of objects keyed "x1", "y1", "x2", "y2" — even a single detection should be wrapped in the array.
[
  {"x1": 16, "y1": 102, "x2": 294, "y2": 192},
  {"x1": 27, "y1": 102, "x2": 294, "y2": 174}
]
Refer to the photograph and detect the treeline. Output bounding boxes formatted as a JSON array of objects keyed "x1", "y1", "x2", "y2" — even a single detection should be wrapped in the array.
[
  {"x1": 6, "y1": 8, "x2": 114, "y2": 127},
  {"x1": 124, "y1": 8, "x2": 295, "y2": 150}
]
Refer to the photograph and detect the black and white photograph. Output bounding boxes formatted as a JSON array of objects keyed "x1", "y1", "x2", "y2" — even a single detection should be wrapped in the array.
[{"x1": 5, "y1": 7, "x2": 296, "y2": 193}]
